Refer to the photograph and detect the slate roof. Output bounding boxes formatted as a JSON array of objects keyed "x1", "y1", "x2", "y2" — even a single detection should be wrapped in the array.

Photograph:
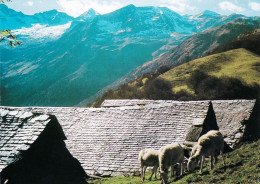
[
  {"x1": 212, "y1": 99, "x2": 256, "y2": 147},
  {"x1": 1, "y1": 99, "x2": 256, "y2": 176},
  {"x1": 102, "y1": 99, "x2": 257, "y2": 148},
  {"x1": 1, "y1": 101, "x2": 211, "y2": 176},
  {"x1": 0, "y1": 108, "x2": 61, "y2": 172},
  {"x1": 101, "y1": 99, "x2": 176, "y2": 107}
]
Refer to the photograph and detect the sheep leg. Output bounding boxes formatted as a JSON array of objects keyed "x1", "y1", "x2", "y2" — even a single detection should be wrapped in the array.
[
  {"x1": 170, "y1": 165, "x2": 174, "y2": 178},
  {"x1": 198, "y1": 158, "x2": 201, "y2": 166},
  {"x1": 200, "y1": 155, "x2": 204, "y2": 173},
  {"x1": 143, "y1": 166, "x2": 147, "y2": 181},
  {"x1": 210, "y1": 154, "x2": 214, "y2": 170},
  {"x1": 154, "y1": 166, "x2": 158, "y2": 179},
  {"x1": 180, "y1": 162, "x2": 183, "y2": 176},
  {"x1": 214, "y1": 155, "x2": 218, "y2": 165},
  {"x1": 149, "y1": 166, "x2": 155, "y2": 181},
  {"x1": 220, "y1": 150, "x2": 225, "y2": 166},
  {"x1": 140, "y1": 165, "x2": 143, "y2": 181},
  {"x1": 140, "y1": 163, "x2": 144, "y2": 181}
]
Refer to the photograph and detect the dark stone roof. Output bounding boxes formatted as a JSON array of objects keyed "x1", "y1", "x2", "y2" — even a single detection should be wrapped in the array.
[
  {"x1": 212, "y1": 99, "x2": 256, "y2": 147},
  {"x1": 0, "y1": 99, "x2": 257, "y2": 176},
  {"x1": 102, "y1": 99, "x2": 257, "y2": 148},
  {"x1": 1, "y1": 101, "x2": 211, "y2": 176},
  {"x1": 0, "y1": 108, "x2": 62, "y2": 172}
]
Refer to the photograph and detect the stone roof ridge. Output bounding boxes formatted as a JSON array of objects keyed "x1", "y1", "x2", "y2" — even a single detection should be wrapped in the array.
[
  {"x1": 0, "y1": 108, "x2": 55, "y2": 172},
  {"x1": 101, "y1": 99, "x2": 212, "y2": 108}
]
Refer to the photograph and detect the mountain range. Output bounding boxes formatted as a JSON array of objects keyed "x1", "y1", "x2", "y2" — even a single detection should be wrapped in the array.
[
  {"x1": 1, "y1": 4, "x2": 259, "y2": 106},
  {"x1": 0, "y1": 4, "x2": 74, "y2": 29}
]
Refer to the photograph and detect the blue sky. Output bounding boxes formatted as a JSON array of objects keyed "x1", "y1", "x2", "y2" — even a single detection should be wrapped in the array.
[{"x1": 5, "y1": 0, "x2": 260, "y2": 17}]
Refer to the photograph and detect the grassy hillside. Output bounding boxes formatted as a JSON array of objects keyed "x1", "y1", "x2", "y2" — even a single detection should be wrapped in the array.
[
  {"x1": 84, "y1": 21, "x2": 260, "y2": 106},
  {"x1": 90, "y1": 48, "x2": 260, "y2": 107},
  {"x1": 160, "y1": 48, "x2": 260, "y2": 95},
  {"x1": 126, "y1": 18, "x2": 260, "y2": 79},
  {"x1": 87, "y1": 139, "x2": 260, "y2": 183}
]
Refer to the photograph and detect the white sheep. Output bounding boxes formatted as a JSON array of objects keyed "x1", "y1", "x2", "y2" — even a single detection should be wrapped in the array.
[
  {"x1": 170, "y1": 144, "x2": 191, "y2": 176},
  {"x1": 138, "y1": 149, "x2": 159, "y2": 181},
  {"x1": 190, "y1": 143, "x2": 219, "y2": 167},
  {"x1": 187, "y1": 130, "x2": 225, "y2": 173},
  {"x1": 159, "y1": 143, "x2": 184, "y2": 184}
]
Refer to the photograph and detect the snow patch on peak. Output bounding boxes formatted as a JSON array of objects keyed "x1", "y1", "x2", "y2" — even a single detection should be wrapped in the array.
[
  {"x1": 115, "y1": 30, "x2": 125, "y2": 35},
  {"x1": 160, "y1": 10, "x2": 163, "y2": 15},
  {"x1": 152, "y1": 16, "x2": 159, "y2": 21},
  {"x1": 78, "y1": 8, "x2": 99, "y2": 20},
  {"x1": 13, "y1": 22, "x2": 71, "y2": 40}
]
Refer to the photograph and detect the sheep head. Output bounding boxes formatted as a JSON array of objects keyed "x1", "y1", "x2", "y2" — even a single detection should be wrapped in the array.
[
  {"x1": 160, "y1": 170, "x2": 168, "y2": 184},
  {"x1": 187, "y1": 156, "x2": 198, "y2": 172}
]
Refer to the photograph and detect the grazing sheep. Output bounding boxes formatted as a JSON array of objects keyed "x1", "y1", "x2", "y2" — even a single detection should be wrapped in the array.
[
  {"x1": 190, "y1": 143, "x2": 220, "y2": 167},
  {"x1": 189, "y1": 143, "x2": 202, "y2": 166},
  {"x1": 159, "y1": 143, "x2": 184, "y2": 184},
  {"x1": 138, "y1": 149, "x2": 159, "y2": 181},
  {"x1": 187, "y1": 130, "x2": 225, "y2": 173},
  {"x1": 170, "y1": 145, "x2": 191, "y2": 176}
]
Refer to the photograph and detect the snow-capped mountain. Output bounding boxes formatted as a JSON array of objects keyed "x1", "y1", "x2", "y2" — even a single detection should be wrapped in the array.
[
  {"x1": 0, "y1": 4, "x2": 74, "y2": 29},
  {"x1": 77, "y1": 8, "x2": 99, "y2": 21},
  {"x1": 1, "y1": 4, "x2": 258, "y2": 106},
  {"x1": 12, "y1": 22, "x2": 72, "y2": 44},
  {"x1": 187, "y1": 10, "x2": 247, "y2": 32}
]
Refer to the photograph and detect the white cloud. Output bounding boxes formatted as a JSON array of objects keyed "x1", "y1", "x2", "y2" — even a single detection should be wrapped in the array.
[
  {"x1": 57, "y1": 0, "x2": 197, "y2": 17},
  {"x1": 158, "y1": 0, "x2": 197, "y2": 14},
  {"x1": 219, "y1": 1, "x2": 244, "y2": 13},
  {"x1": 248, "y1": 2, "x2": 260, "y2": 11},
  {"x1": 26, "y1": 1, "x2": 34, "y2": 6},
  {"x1": 57, "y1": 0, "x2": 123, "y2": 17}
]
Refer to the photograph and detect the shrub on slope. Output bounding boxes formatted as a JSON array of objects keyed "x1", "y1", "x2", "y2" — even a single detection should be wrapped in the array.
[
  {"x1": 90, "y1": 48, "x2": 260, "y2": 107},
  {"x1": 205, "y1": 29, "x2": 260, "y2": 56}
]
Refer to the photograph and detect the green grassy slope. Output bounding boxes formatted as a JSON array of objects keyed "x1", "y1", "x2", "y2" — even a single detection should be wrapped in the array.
[
  {"x1": 160, "y1": 48, "x2": 260, "y2": 94},
  {"x1": 90, "y1": 48, "x2": 260, "y2": 107},
  {"x1": 87, "y1": 139, "x2": 260, "y2": 184}
]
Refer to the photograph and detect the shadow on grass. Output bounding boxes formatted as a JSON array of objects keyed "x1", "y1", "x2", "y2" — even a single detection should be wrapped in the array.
[{"x1": 221, "y1": 161, "x2": 243, "y2": 170}]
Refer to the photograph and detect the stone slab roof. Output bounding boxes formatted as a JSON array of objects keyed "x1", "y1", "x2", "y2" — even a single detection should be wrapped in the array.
[
  {"x1": 101, "y1": 99, "x2": 164, "y2": 107},
  {"x1": 102, "y1": 99, "x2": 257, "y2": 148},
  {"x1": 212, "y1": 99, "x2": 256, "y2": 147},
  {"x1": 0, "y1": 108, "x2": 57, "y2": 172},
  {"x1": 2, "y1": 101, "x2": 211, "y2": 176},
  {"x1": 1, "y1": 99, "x2": 256, "y2": 176}
]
